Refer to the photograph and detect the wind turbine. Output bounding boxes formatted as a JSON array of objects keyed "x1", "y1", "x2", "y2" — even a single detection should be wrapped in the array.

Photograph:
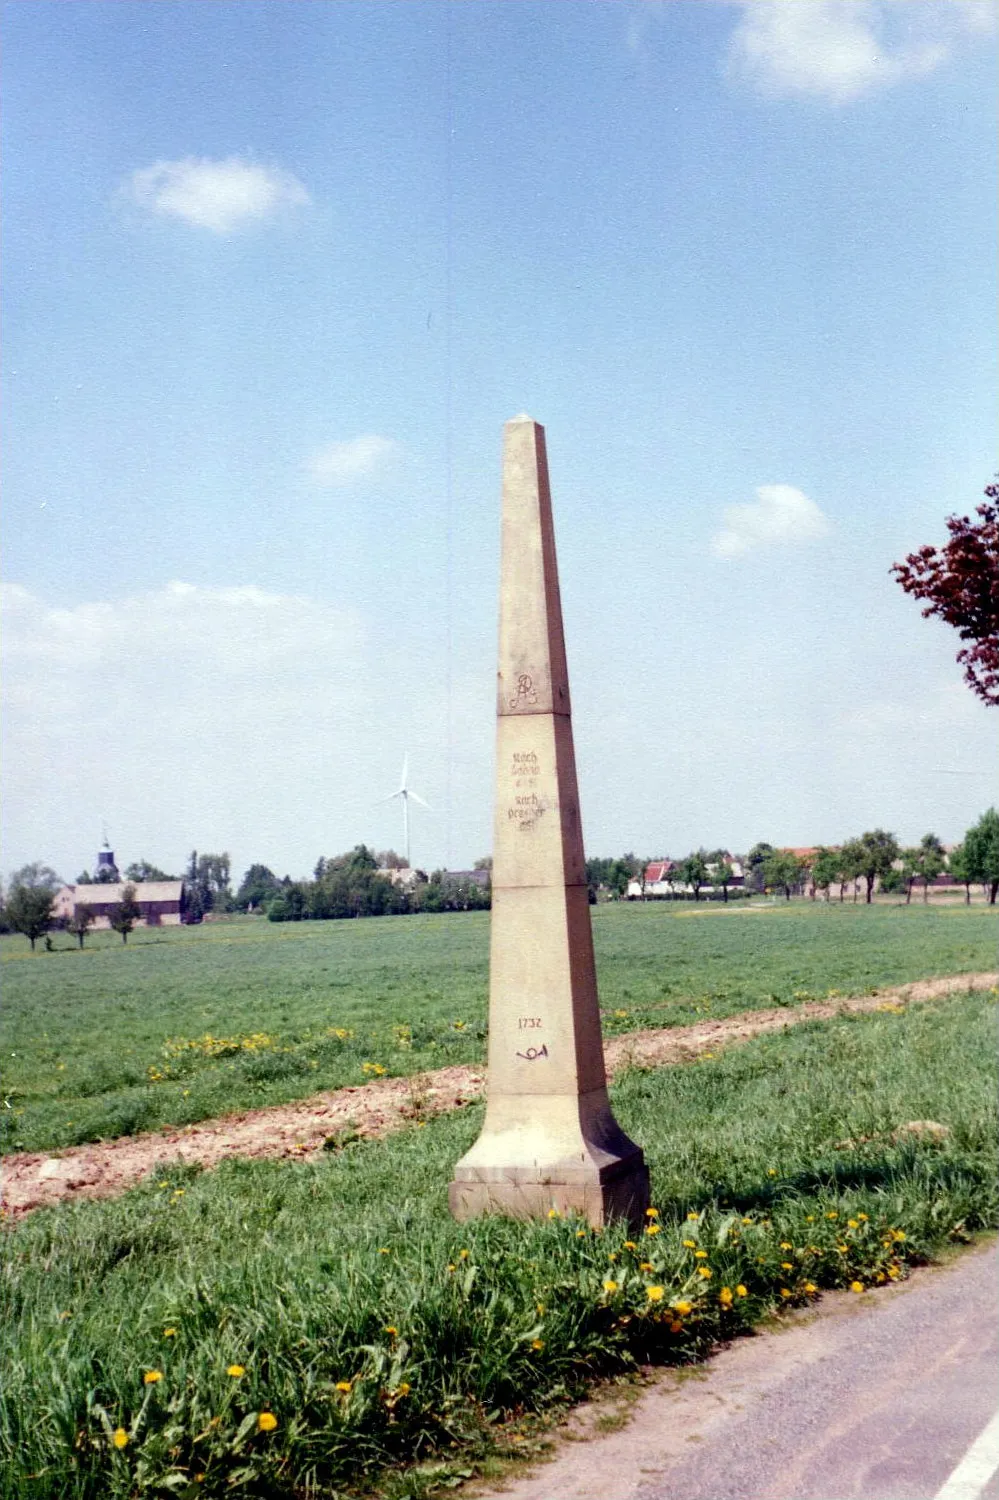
[{"x1": 379, "y1": 755, "x2": 430, "y2": 869}]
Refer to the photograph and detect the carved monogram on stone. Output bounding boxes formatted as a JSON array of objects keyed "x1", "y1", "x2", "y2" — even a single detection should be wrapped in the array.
[{"x1": 508, "y1": 673, "x2": 538, "y2": 709}]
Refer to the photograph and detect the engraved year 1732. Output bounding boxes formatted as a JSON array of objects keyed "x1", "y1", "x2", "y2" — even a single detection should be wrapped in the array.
[{"x1": 518, "y1": 1016, "x2": 542, "y2": 1029}]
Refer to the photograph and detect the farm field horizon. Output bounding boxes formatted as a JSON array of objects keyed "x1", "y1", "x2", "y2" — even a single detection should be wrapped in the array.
[{"x1": 3, "y1": 900, "x2": 995, "y2": 1157}]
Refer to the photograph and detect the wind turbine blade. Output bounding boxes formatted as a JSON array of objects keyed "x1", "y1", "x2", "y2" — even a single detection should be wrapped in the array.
[
  {"x1": 375, "y1": 791, "x2": 402, "y2": 805},
  {"x1": 408, "y1": 791, "x2": 432, "y2": 809},
  {"x1": 399, "y1": 754, "x2": 409, "y2": 791}
]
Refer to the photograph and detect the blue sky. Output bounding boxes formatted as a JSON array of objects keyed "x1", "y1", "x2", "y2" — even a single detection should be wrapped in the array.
[{"x1": 2, "y1": 0, "x2": 996, "y2": 884}]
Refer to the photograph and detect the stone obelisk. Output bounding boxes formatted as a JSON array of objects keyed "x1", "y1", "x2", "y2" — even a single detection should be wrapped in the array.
[{"x1": 449, "y1": 416, "x2": 649, "y2": 1228}]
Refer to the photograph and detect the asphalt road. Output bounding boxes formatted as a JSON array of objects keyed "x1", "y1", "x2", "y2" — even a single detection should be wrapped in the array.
[{"x1": 493, "y1": 1238, "x2": 998, "y2": 1500}]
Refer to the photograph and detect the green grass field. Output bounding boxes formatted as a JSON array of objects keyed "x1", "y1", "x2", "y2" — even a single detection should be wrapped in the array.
[
  {"x1": 3, "y1": 902, "x2": 995, "y2": 1154},
  {"x1": 3, "y1": 989, "x2": 996, "y2": 1499}
]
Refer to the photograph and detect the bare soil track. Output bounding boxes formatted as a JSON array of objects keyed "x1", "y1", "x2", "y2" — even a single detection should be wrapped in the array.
[{"x1": 3, "y1": 972, "x2": 994, "y2": 1220}]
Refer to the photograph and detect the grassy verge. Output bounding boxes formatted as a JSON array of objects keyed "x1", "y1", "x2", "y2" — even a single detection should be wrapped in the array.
[
  {"x1": 2, "y1": 989, "x2": 995, "y2": 1498},
  {"x1": 3, "y1": 902, "x2": 994, "y2": 1154}
]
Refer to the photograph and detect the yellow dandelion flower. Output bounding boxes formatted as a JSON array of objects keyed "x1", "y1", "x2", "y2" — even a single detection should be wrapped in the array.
[
  {"x1": 683, "y1": 1239, "x2": 697, "y2": 1249},
  {"x1": 623, "y1": 1240, "x2": 638, "y2": 1251},
  {"x1": 695, "y1": 1249, "x2": 708, "y2": 1259},
  {"x1": 858, "y1": 1212, "x2": 868, "y2": 1221},
  {"x1": 780, "y1": 1288, "x2": 792, "y2": 1299},
  {"x1": 603, "y1": 1279, "x2": 619, "y2": 1294},
  {"x1": 547, "y1": 1208, "x2": 561, "y2": 1219},
  {"x1": 396, "y1": 1382, "x2": 411, "y2": 1396},
  {"x1": 697, "y1": 1266, "x2": 713, "y2": 1279},
  {"x1": 458, "y1": 1249, "x2": 470, "y2": 1259},
  {"x1": 850, "y1": 1281, "x2": 865, "y2": 1294},
  {"x1": 780, "y1": 1241, "x2": 792, "y2": 1250},
  {"x1": 143, "y1": 1370, "x2": 163, "y2": 1385},
  {"x1": 804, "y1": 1281, "x2": 817, "y2": 1293},
  {"x1": 847, "y1": 1219, "x2": 859, "y2": 1229},
  {"x1": 646, "y1": 1207, "x2": 659, "y2": 1218},
  {"x1": 826, "y1": 1211, "x2": 838, "y2": 1219},
  {"x1": 379, "y1": 1247, "x2": 391, "y2": 1255},
  {"x1": 531, "y1": 1339, "x2": 545, "y2": 1350},
  {"x1": 887, "y1": 1266, "x2": 900, "y2": 1280},
  {"x1": 607, "y1": 1252, "x2": 618, "y2": 1262},
  {"x1": 163, "y1": 1328, "x2": 177, "y2": 1338},
  {"x1": 446, "y1": 1263, "x2": 456, "y2": 1272},
  {"x1": 646, "y1": 1286, "x2": 665, "y2": 1302},
  {"x1": 781, "y1": 1262, "x2": 794, "y2": 1271},
  {"x1": 806, "y1": 1215, "x2": 815, "y2": 1223},
  {"x1": 335, "y1": 1380, "x2": 352, "y2": 1393},
  {"x1": 227, "y1": 1365, "x2": 246, "y2": 1378},
  {"x1": 645, "y1": 1224, "x2": 661, "y2": 1236},
  {"x1": 742, "y1": 1217, "x2": 753, "y2": 1225},
  {"x1": 686, "y1": 1211, "x2": 699, "y2": 1221},
  {"x1": 767, "y1": 1169, "x2": 777, "y2": 1177},
  {"x1": 640, "y1": 1261, "x2": 654, "y2": 1272},
  {"x1": 384, "y1": 1326, "x2": 398, "y2": 1337},
  {"x1": 536, "y1": 1303, "x2": 546, "y2": 1315},
  {"x1": 576, "y1": 1229, "x2": 587, "y2": 1237},
  {"x1": 258, "y1": 1412, "x2": 278, "y2": 1432},
  {"x1": 113, "y1": 1427, "x2": 128, "y2": 1449},
  {"x1": 719, "y1": 1287, "x2": 733, "y2": 1307},
  {"x1": 736, "y1": 1285, "x2": 747, "y2": 1297},
  {"x1": 892, "y1": 1229, "x2": 906, "y2": 1242},
  {"x1": 673, "y1": 1300, "x2": 693, "y2": 1315}
]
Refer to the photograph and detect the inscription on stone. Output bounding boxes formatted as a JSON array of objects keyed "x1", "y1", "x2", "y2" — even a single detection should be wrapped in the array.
[{"x1": 516, "y1": 1043, "x2": 549, "y2": 1062}]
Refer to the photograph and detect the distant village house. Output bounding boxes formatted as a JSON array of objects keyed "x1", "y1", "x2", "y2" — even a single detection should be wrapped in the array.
[{"x1": 52, "y1": 843, "x2": 185, "y2": 929}]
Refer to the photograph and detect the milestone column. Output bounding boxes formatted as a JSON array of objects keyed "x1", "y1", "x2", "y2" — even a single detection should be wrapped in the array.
[{"x1": 448, "y1": 415, "x2": 649, "y2": 1228}]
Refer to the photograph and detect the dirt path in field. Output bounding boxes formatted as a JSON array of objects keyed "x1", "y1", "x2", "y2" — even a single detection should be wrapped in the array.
[{"x1": 3, "y1": 972, "x2": 994, "y2": 1220}]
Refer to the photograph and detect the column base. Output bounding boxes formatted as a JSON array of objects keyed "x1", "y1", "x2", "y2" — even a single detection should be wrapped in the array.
[{"x1": 448, "y1": 1151, "x2": 650, "y2": 1230}]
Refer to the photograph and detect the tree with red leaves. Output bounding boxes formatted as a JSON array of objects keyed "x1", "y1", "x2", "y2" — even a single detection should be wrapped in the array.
[{"x1": 891, "y1": 485, "x2": 999, "y2": 705}]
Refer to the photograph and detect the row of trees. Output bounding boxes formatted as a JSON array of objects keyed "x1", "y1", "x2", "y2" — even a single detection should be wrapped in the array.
[
  {"x1": 264, "y1": 846, "x2": 491, "y2": 922},
  {"x1": 593, "y1": 810, "x2": 999, "y2": 907},
  {"x1": 5, "y1": 809, "x2": 997, "y2": 950}
]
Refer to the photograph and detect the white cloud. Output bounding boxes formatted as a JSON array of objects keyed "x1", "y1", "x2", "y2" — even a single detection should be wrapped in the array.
[
  {"x1": 128, "y1": 157, "x2": 310, "y2": 234},
  {"x1": 711, "y1": 484, "x2": 831, "y2": 557},
  {"x1": 1, "y1": 582, "x2": 372, "y2": 878},
  {"x1": 305, "y1": 435, "x2": 398, "y2": 487},
  {"x1": 725, "y1": 1, "x2": 990, "y2": 103}
]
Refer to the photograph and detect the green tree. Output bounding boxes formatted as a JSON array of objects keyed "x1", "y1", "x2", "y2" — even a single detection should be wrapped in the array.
[
  {"x1": 837, "y1": 839, "x2": 864, "y2": 902},
  {"x1": 68, "y1": 906, "x2": 96, "y2": 949},
  {"x1": 233, "y1": 864, "x2": 282, "y2": 911},
  {"x1": 850, "y1": 830, "x2": 901, "y2": 904},
  {"x1": 124, "y1": 860, "x2": 174, "y2": 882},
  {"x1": 762, "y1": 850, "x2": 804, "y2": 901},
  {"x1": 810, "y1": 847, "x2": 841, "y2": 903},
  {"x1": 676, "y1": 850, "x2": 709, "y2": 901},
  {"x1": 892, "y1": 848, "x2": 921, "y2": 904},
  {"x1": 913, "y1": 833, "x2": 946, "y2": 904},
  {"x1": 186, "y1": 851, "x2": 232, "y2": 913},
  {"x1": 744, "y1": 843, "x2": 774, "y2": 895},
  {"x1": 963, "y1": 808, "x2": 999, "y2": 904},
  {"x1": 708, "y1": 851, "x2": 736, "y2": 903},
  {"x1": 109, "y1": 884, "x2": 142, "y2": 944},
  {"x1": 947, "y1": 842, "x2": 973, "y2": 905},
  {"x1": 6, "y1": 864, "x2": 62, "y2": 949},
  {"x1": 375, "y1": 850, "x2": 407, "y2": 870}
]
